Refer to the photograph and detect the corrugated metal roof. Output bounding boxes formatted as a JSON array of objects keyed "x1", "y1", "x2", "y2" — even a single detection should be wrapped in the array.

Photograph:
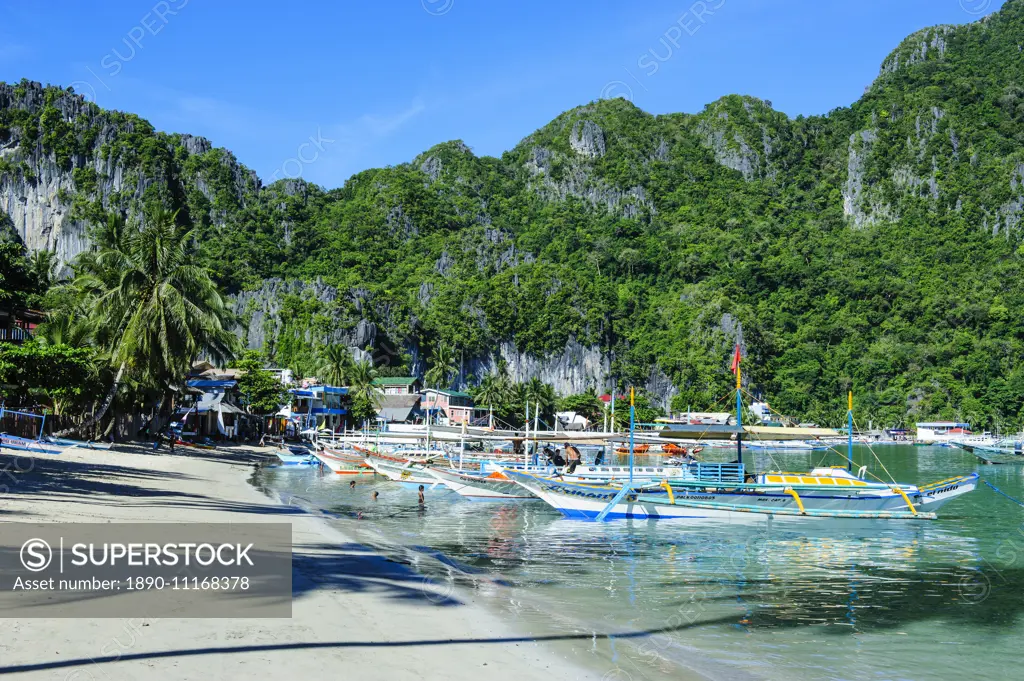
[{"x1": 373, "y1": 377, "x2": 419, "y2": 386}]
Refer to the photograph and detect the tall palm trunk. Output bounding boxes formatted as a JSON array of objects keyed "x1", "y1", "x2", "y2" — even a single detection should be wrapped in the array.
[{"x1": 51, "y1": 362, "x2": 126, "y2": 438}]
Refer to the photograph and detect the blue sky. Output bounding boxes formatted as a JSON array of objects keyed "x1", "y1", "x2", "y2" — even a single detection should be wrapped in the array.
[{"x1": 0, "y1": 0, "x2": 1005, "y2": 188}]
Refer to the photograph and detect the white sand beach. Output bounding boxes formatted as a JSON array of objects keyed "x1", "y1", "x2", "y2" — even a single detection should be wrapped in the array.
[{"x1": 0, "y1": 445, "x2": 605, "y2": 680}]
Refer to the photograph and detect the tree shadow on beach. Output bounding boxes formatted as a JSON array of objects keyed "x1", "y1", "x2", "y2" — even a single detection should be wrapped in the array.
[
  {"x1": 291, "y1": 541, "x2": 465, "y2": 606},
  {"x1": 0, "y1": 612, "x2": 743, "y2": 676},
  {"x1": 0, "y1": 452, "x2": 303, "y2": 517}
]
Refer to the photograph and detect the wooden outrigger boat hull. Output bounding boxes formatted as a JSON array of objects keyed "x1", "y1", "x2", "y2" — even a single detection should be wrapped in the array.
[
  {"x1": 427, "y1": 467, "x2": 536, "y2": 501},
  {"x1": 363, "y1": 456, "x2": 442, "y2": 487},
  {"x1": 953, "y1": 442, "x2": 1024, "y2": 465},
  {"x1": 274, "y1": 451, "x2": 316, "y2": 466},
  {"x1": 313, "y1": 449, "x2": 374, "y2": 475},
  {"x1": 1, "y1": 433, "x2": 63, "y2": 455},
  {"x1": 506, "y1": 469, "x2": 978, "y2": 522},
  {"x1": 44, "y1": 437, "x2": 113, "y2": 451}
]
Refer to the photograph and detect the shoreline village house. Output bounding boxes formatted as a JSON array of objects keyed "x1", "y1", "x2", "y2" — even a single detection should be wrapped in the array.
[
  {"x1": 267, "y1": 367, "x2": 295, "y2": 386},
  {"x1": 915, "y1": 422, "x2": 972, "y2": 445},
  {"x1": 175, "y1": 378, "x2": 250, "y2": 440},
  {"x1": 372, "y1": 376, "x2": 423, "y2": 395},
  {"x1": 281, "y1": 386, "x2": 349, "y2": 434},
  {"x1": 420, "y1": 388, "x2": 487, "y2": 425},
  {"x1": 0, "y1": 308, "x2": 43, "y2": 345}
]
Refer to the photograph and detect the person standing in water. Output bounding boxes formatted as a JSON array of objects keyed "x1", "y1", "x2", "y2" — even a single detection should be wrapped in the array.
[
  {"x1": 372, "y1": 491, "x2": 379, "y2": 501},
  {"x1": 418, "y1": 484, "x2": 425, "y2": 505}
]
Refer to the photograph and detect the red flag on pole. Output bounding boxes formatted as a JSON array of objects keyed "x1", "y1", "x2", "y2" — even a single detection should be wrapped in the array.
[{"x1": 730, "y1": 344, "x2": 742, "y2": 374}]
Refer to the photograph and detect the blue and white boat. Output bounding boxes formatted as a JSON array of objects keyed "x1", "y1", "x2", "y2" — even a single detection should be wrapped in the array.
[
  {"x1": 507, "y1": 466, "x2": 978, "y2": 521},
  {"x1": 509, "y1": 351, "x2": 979, "y2": 522},
  {"x1": 1, "y1": 432, "x2": 64, "y2": 455},
  {"x1": 1, "y1": 407, "x2": 65, "y2": 454},
  {"x1": 274, "y1": 447, "x2": 317, "y2": 467}
]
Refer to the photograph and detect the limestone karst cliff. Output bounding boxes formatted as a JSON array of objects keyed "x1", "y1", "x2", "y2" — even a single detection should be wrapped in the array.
[{"x1": 6, "y1": 1, "x2": 1024, "y2": 423}]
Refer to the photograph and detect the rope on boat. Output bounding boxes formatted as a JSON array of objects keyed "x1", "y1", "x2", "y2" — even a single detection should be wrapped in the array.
[
  {"x1": 851, "y1": 414, "x2": 900, "y2": 487},
  {"x1": 983, "y1": 480, "x2": 1024, "y2": 508}
]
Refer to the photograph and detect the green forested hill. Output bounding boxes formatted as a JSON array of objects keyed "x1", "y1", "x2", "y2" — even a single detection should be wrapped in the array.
[{"x1": 5, "y1": 2, "x2": 1024, "y2": 428}]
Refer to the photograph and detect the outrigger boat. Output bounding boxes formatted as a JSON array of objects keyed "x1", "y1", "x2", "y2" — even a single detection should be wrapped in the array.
[
  {"x1": 507, "y1": 466, "x2": 977, "y2": 521},
  {"x1": 427, "y1": 467, "x2": 536, "y2": 501},
  {"x1": 274, "y1": 447, "x2": 317, "y2": 467},
  {"x1": 508, "y1": 349, "x2": 978, "y2": 522},
  {"x1": 952, "y1": 441, "x2": 1024, "y2": 465},
  {"x1": 744, "y1": 440, "x2": 828, "y2": 451},
  {"x1": 0, "y1": 407, "x2": 64, "y2": 454},
  {"x1": 364, "y1": 455, "x2": 442, "y2": 487},
  {"x1": 426, "y1": 457, "x2": 731, "y2": 501},
  {"x1": 313, "y1": 448, "x2": 374, "y2": 475},
  {"x1": 43, "y1": 436, "x2": 112, "y2": 451},
  {"x1": 1, "y1": 432, "x2": 64, "y2": 455}
]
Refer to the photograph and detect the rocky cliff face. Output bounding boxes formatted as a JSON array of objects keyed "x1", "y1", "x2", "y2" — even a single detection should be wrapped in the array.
[
  {"x1": 232, "y1": 278, "x2": 613, "y2": 396},
  {"x1": 0, "y1": 81, "x2": 259, "y2": 266}
]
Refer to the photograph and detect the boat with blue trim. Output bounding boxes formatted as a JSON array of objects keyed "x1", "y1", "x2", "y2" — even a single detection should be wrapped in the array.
[
  {"x1": 508, "y1": 347, "x2": 979, "y2": 522},
  {"x1": 1, "y1": 432, "x2": 64, "y2": 455},
  {"x1": 506, "y1": 465, "x2": 978, "y2": 521},
  {"x1": 274, "y1": 447, "x2": 317, "y2": 466}
]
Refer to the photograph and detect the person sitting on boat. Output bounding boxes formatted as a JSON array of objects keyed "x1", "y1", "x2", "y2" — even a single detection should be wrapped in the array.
[{"x1": 546, "y1": 447, "x2": 566, "y2": 467}]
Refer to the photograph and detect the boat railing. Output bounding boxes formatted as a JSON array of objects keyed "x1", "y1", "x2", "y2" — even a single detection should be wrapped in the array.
[{"x1": 679, "y1": 462, "x2": 745, "y2": 483}]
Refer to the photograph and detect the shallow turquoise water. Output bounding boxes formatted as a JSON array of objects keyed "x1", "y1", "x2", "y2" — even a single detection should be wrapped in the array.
[{"x1": 258, "y1": 445, "x2": 1024, "y2": 681}]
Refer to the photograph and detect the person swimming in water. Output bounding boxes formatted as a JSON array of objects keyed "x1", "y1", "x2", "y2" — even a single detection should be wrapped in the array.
[{"x1": 372, "y1": 490, "x2": 379, "y2": 501}]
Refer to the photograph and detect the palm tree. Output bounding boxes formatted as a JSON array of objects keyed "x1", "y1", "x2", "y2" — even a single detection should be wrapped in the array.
[
  {"x1": 474, "y1": 372, "x2": 507, "y2": 409},
  {"x1": 345, "y1": 358, "x2": 382, "y2": 424},
  {"x1": 318, "y1": 344, "x2": 352, "y2": 386},
  {"x1": 424, "y1": 344, "x2": 457, "y2": 389},
  {"x1": 53, "y1": 209, "x2": 236, "y2": 436},
  {"x1": 28, "y1": 249, "x2": 59, "y2": 291},
  {"x1": 522, "y1": 377, "x2": 556, "y2": 419},
  {"x1": 346, "y1": 359, "x2": 379, "y2": 403}
]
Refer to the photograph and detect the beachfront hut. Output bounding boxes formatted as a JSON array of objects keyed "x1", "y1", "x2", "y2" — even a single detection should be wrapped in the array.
[
  {"x1": 372, "y1": 376, "x2": 422, "y2": 395},
  {"x1": 285, "y1": 385, "x2": 349, "y2": 434},
  {"x1": 555, "y1": 411, "x2": 590, "y2": 431},
  {"x1": 420, "y1": 388, "x2": 487, "y2": 425},
  {"x1": 176, "y1": 378, "x2": 252, "y2": 439},
  {"x1": 0, "y1": 307, "x2": 43, "y2": 345}
]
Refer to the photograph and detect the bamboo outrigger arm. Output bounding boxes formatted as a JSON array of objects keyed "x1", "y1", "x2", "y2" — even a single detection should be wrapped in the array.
[{"x1": 784, "y1": 487, "x2": 806, "y2": 514}]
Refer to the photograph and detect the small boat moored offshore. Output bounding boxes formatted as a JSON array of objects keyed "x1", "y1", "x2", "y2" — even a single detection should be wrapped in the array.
[
  {"x1": 274, "y1": 448, "x2": 317, "y2": 466},
  {"x1": 313, "y1": 448, "x2": 375, "y2": 475},
  {"x1": 952, "y1": 441, "x2": 1024, "y2": 465}
]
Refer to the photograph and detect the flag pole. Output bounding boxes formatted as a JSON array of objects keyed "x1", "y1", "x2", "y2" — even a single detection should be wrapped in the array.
[
  {"x1": 732, "y1": 344, "x2": 743, "y2": 470},
  {"x1": 735, "y1": 358, "x2": 743, "y2": 468},
  {"x1": 847, "y1": 391, "x2": 854, "y2": 472},
  {"x1": 628, "y1": 387, "x2": 636, "y2": 484}
]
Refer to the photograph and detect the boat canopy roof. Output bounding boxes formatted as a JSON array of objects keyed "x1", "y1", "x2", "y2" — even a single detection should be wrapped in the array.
[
  {"x1": 745, "y1": 425, "x2": 842, "y2": 441},
  {"x1": 657, "y1": 424, "x2": 744, "y2": 440},
  {"x1": 657, "y1": 424, "x2": 842, "y2": 441}
]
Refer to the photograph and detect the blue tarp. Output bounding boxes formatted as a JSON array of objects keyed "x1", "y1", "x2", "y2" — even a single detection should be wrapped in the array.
[{"x1": 314, "y1": 386, "x2": 348, "y2": 395}]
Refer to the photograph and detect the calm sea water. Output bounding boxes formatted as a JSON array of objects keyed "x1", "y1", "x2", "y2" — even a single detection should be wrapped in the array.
[{"x1": 256, "y1": 446, "x2": 1024, "y2": 681}]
